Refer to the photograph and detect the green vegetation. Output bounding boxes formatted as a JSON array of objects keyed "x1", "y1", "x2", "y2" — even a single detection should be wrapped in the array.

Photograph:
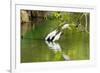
[{"x1": 21, "y1": 10, "x2": 90, "y2": 63}]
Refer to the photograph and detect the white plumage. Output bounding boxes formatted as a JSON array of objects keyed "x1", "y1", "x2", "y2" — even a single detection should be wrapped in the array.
[
  {"x1": 53, "y1": 32, "x2": 62, "y2": 41},
  {"x1": 45, "y1": 30, "x2": 57, "y2": 41},
  {"x1": 45, "y1": 24, "x2": 71, "y2": 42}
]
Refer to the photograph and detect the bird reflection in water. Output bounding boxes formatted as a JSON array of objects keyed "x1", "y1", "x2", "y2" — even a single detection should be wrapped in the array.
[{"x1": 45, "y1": 41, "x2": 70, "y2": 61}]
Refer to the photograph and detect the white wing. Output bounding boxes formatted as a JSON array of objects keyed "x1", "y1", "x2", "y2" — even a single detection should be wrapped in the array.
[
  {"x1": 45, "y1": 30, "x2": 57, "y2": 40},
  {"x1": 53, "y1": 32, "x2": 62, "y2": 41}
]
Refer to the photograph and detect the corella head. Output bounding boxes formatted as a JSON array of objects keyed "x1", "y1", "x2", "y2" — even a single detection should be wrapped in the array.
[{"x1": 61, "y1": 24, "x2": 71, "y2": 30}]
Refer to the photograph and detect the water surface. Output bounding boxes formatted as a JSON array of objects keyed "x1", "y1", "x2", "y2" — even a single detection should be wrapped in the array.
[{"x1": 21, "y1": 32, "x2": 89, "y2": 63}]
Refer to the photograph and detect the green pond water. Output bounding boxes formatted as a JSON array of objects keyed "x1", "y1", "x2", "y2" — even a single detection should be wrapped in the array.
[
  {"x1": 21, "y1": 19, "x2": 89, "y2": 63},
  {"x1": 21, "y1": 31, "x2": 89, "y2": 63}
]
